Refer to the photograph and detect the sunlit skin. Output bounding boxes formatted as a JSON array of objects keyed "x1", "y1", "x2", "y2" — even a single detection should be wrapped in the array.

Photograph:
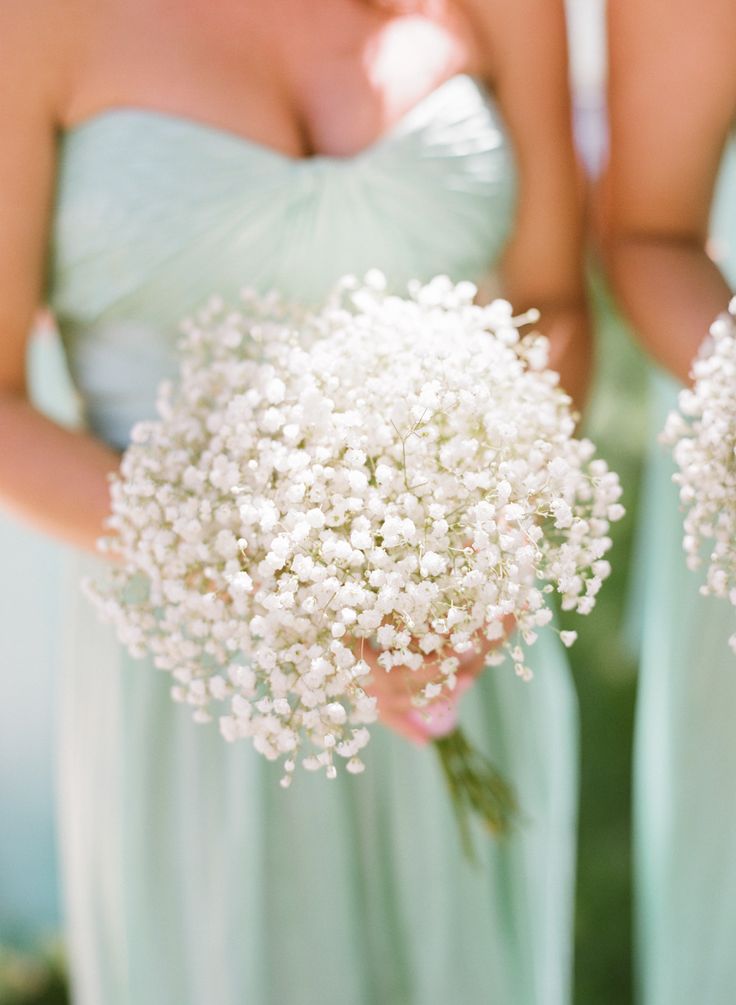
[
  {"x1": 599, "y1": 0, "x2": 736, "y2": 384},
  {"x1": 0, "y1": 0, "x2": 587, "y2": 740}
]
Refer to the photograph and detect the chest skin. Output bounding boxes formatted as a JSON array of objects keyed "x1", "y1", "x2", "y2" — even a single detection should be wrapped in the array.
[{"x1": 61, "y1": 0, "x2": 487, "y2": 160}]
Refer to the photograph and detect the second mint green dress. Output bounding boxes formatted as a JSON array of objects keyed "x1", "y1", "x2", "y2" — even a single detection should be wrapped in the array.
[
  {"x1": 634, "y1": 146, "x2": 736, "y2": 1005},
  {"x1": 49, "y1": 76, "x2": 578, "y2": 1004}
]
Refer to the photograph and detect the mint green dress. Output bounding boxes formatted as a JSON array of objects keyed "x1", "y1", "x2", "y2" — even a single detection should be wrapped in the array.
[
  {"x1": 49, "y1": 76, "x2": 578, "y2": 1005},
  {"x1": 0, "y1": 331, "x2": 77, "y2": 947},
  {"x1": 633, "y1": 146, "x2": 736, "y2": 1004}
]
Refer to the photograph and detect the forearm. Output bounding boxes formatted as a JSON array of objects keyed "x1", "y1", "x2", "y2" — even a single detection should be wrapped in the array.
[
  {"x1": 0, "y1": 391, "x2": 119, "y2": 553},
  {"x1": 605, "y1": 235, "x2": 732, "y2": 385}
]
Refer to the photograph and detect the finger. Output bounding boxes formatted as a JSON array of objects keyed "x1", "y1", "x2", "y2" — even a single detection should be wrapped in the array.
[
  {"x1": 452, "y1": 674, "x2": 475, "y2": 697},
  {"x1": 378, "y1": 707, "x2": 430, "y2": 745},
  {"x1": 404, "y1": 698, "x2": 459, "y2": 740},
  {"x1": 454, "y1": 651, "x2": 487, "y2": 679}
]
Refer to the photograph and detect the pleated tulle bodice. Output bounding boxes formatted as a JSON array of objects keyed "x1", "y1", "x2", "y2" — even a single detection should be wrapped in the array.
[{"x1": 47, "y1": 75, "x2": 514, "y2": 449}]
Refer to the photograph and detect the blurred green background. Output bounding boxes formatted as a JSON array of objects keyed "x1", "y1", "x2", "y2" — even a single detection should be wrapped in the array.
[{"x1": 566, "y1": 278, "x2": 648, "y2": 1005}]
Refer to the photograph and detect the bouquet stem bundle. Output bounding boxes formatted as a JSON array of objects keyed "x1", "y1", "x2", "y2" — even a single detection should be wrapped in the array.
[{"x1": 435, "y1": 727, "x2": 517, "y2": 859}]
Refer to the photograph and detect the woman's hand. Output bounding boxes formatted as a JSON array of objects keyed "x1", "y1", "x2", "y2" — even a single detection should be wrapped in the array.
[{"x1": 360, "y1": 618, "x2": 514, "y2": 745}]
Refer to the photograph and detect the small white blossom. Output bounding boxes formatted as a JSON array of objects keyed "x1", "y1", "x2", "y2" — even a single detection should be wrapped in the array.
[{"x1": 420, "y1": 551, "x2": 447, "y2": 578}]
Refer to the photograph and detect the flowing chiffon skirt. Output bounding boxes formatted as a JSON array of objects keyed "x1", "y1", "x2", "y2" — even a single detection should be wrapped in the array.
[
  {"x1": 60, "y1": 556, "x2": 578, "y2": 1005},
  {"x1": 633, "y1": 374, "x2": 736, "y2": 1005}
]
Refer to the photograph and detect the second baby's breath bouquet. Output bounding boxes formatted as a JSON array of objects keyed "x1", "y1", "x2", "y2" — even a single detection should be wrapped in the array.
[{"x1": 662, "y1": 299, "x2": 736, "y2": 652}]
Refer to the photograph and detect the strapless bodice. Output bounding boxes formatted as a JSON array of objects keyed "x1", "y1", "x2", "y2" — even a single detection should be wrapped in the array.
[{"x1": 48, "y1": 75, "x2": 515, "y2": 448}]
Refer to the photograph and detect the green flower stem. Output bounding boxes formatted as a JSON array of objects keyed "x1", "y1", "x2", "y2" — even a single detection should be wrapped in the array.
[{"x1": 434, "y1": 727, "x2": 517, "y2": 863}]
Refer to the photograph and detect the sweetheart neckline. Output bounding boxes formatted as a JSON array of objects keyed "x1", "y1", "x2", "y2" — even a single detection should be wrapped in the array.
[{"x1": 60, "y1": 73, "x2": 490, "y2": 166}]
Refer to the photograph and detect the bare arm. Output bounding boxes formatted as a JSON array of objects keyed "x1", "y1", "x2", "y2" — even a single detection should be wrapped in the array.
[
  {"x1": 0, "y1": 6, "x2": 119, "y2": 552},
  {"x1": 600, "y1": 0, "x2": 736, "y2": 384},
  {"x1": 469, "y1": 0, "x2": 591, "y2": 406}
]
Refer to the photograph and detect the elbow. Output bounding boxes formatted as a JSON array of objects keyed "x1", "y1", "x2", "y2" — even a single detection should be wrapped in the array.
[
  {"x1": 0, "y1": 383, "x2": 30, "y2": 410},
  {"x1": 598, "y1": 225, "x2": 707, "y2": 264}
]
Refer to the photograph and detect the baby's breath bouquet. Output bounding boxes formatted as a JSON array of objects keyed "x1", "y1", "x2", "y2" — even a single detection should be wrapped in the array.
[
  {"x1": 662, "y1": 298, "x2": 736, "y2": 651},
  {"x1": 89, "y1": 273, "x2": 623, "y2": 850}
]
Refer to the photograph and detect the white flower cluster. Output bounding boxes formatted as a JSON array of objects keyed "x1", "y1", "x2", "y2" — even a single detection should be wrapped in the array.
[
  {"x1": 89, "y1": 273, "x2": 623, "y2": 782},
  {"x1": 662, "y1": 299, "x2": 736, "y2": 651}
]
